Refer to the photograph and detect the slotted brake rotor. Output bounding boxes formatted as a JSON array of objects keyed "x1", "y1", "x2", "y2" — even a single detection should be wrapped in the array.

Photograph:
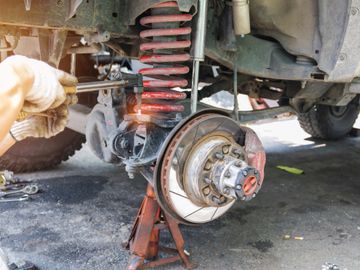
[{"x1": 154, "y1": 110, "x2": 266, "y2": 225}]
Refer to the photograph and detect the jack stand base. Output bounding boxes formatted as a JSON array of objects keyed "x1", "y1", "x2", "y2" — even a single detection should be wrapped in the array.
[{"x1": 125, "y1": 184, "x2": 195, "y2": 270}]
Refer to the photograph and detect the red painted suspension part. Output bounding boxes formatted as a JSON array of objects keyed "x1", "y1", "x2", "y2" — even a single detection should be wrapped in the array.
[{"x1": 138, "y1": 1, "x2": 192, "y2": 114}]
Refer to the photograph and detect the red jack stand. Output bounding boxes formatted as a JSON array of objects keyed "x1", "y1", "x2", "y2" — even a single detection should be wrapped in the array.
[{"x1": 125, "y1": 184, "x2": 195, "y2": 270}]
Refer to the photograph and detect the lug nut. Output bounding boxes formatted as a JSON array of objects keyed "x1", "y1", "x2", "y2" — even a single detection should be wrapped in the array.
[
  {"x1": 212, "y1": 196, "x2": 222, "y2": 204},
  {"x1": 215, "y1": 152, "x2": 224, "y2": 160},
  {"x1": 204, "y1": 177, "x2": 212, "y2": 184}
]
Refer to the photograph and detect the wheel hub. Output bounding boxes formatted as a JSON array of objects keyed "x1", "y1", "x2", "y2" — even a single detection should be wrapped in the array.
[{"x1": 154, "y1": 110, "x2": 266, "y2": 224}]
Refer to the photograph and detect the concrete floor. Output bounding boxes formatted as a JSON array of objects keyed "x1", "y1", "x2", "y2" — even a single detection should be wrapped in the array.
[{"x1": 1, "y1": 118, "x2": 360, "y2": 270}]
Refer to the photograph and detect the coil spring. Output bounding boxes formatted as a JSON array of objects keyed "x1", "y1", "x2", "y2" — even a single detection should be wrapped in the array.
[{"x1": 137, "y1": 1, "x2": 192, "y2": 114}]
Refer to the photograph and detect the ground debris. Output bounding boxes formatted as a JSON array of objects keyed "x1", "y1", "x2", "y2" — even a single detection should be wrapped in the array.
[
  {"x1": 283, "y1": 235, "x2": 304, "y2": 240},
  {"x1": 276, "y1": 165, "x2": 304, "y2": 175},
  {"x1": 321, "y1": 262, "x2": 341, "y2": 270}
]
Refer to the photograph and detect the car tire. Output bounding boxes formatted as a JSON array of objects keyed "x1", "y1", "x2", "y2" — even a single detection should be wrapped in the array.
[{"x1": 298, "y1": 99, "x2": 359, "y2": 140}]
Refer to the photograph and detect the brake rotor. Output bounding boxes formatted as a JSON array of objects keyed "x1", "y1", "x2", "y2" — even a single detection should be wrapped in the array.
[{"x1": 154, "y1": 110, "x2": 266, "y2": 225}]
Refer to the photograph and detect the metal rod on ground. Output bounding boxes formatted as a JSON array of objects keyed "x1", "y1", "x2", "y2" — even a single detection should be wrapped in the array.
[
  {"x1": 233, "y1": 61, "x2": 240, "y2": 121},
  {"x1": 191, "y1": 0, "x2": 209, "y2": 113}
]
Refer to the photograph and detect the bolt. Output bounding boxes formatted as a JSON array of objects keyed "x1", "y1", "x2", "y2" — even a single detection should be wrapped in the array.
[
  {"x1": 222, "y1": 145, "x2": 230, "y2": 154},
  {"x1": 242, "y1": 170, "x2": 248, "y2": 177},
  {"x1": 241, "y1": 196, "x2": 246, "y2": 201},
  {"x1": 232, "y1": 149, "x2": 243, "y2": 159},
  {"x1": 203, "y1": 187, "x2": 211, "y2": 196},
  {"x1": 224, "y1": 188, "x2": 231, "y2": 195},
  {"x1": 120, "y1": 139, "x2": 129, "y2": 149},
  {"x1": 204, "y1": 177, "x2": 212, "y2": 184},
  {"x1": 252, "y1": 193, "x2": 257, "y2": 198},
  {"x1": 215, "y1": 152, "x2": 224, "y2": 160},
  {"x1": 212, "y1": 196, "x2": 221, "y2": 204},
  {"x1": 235, "y1": 162, "x2": 242, "y2": 167},
  {"x1": 236, "y1": 184, "x2": 242, "y2": 190},
  {"x1": 225, "y1": 170, "x2": 231, "y2": 178}
]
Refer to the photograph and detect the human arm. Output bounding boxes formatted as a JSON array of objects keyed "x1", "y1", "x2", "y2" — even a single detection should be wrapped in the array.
[{"x1": 0, "y1": 55, "x2": 77, "y2": 156}]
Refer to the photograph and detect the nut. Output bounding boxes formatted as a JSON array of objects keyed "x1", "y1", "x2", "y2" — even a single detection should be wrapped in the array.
[
  {"x1": 225, "y1": 170, "x2": 231, "y2": 178},
  {"x1": 215, "y1": 152, "x2": 224, "y2": 160},
  {"x1": 212, "y1": 196, "x2": 222, "y2": 204},
  {"x1": 204, "y1": 177, "x2": 212, "y2": 184}
]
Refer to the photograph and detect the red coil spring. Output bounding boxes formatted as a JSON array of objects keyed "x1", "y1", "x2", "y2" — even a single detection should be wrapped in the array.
[{"x1": 137, "y1": 1, "x2": 192, "y2": 113}]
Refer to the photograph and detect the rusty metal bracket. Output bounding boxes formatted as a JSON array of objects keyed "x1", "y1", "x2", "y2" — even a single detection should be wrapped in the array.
[{"x1": 125, "y1": 184, "x2": 195, "y2": 270}]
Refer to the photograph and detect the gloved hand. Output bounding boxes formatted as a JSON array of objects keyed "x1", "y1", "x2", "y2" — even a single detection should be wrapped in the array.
[
  {"x1": 2, "y1": 55, "x2": 77, "y2": 113},
  {"x1": 10, "y1": 104, "x2": 69, "y2": 141}
]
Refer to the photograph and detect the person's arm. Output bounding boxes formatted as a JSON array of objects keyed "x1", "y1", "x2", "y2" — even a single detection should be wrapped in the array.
[
  {"x1": 0, "y1": 57, "x2": 34, "y2": 144},
  {"x1": 0, "y1": 55, "x2": 77, "y2": 156}
]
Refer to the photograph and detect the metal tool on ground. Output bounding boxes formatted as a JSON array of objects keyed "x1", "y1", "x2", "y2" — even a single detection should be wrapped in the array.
[
  {"x1": 125, "y1": 184, "x2": 194, "y2": 270},
  {"x1": 0, "y1": 171, "x2": 39, "y2": 202},
  {"x1": 8, "y1": 261, "x2": 38, "y2": 270}
]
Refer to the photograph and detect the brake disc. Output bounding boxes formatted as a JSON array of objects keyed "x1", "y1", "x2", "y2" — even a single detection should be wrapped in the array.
[{"x1": 154, "y1": 110, "x2": 266, "y2": 225}]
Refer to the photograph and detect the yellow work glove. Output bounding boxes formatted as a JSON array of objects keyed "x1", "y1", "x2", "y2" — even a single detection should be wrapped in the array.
[{"x1": 2, "y1": 55, "x2": 77, "y2": 113}]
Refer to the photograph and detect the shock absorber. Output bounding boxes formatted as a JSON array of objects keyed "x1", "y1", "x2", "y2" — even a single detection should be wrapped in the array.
[{"x1": 137, "y1": 1, "x2": 193, "y2": 115}]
